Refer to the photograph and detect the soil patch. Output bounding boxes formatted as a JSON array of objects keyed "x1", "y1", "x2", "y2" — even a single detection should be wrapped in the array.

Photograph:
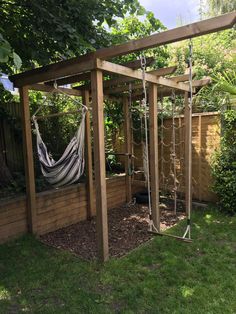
[{"x1": 40, "y1": 203, "x2": 185, "y2": 260}]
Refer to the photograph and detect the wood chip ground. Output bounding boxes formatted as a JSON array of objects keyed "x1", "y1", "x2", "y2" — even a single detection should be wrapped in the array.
[{"x1": 40, "y1": 202, "x2": 185, "y2": 260}]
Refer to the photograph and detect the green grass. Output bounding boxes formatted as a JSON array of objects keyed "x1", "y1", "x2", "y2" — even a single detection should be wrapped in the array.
[{"x1": 0, "y1": 207, "x2": 236, "y2": 314}]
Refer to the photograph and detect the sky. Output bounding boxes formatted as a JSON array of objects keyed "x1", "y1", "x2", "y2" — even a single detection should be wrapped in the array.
[{"x1": 139, "y1": 0, "x2": 202, "y2": 29}]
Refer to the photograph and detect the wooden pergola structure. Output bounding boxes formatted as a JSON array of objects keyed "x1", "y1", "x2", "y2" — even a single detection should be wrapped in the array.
[{"x1": 10, "y1": 12, "x2": 236, "y2": 261}]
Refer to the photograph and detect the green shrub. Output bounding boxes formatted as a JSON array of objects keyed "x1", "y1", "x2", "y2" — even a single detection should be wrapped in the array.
[{"x1": 212, "y1": 110, "x2": 236, "y2": 214}]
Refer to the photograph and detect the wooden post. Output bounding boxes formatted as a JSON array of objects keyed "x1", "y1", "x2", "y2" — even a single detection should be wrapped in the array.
[
  {"x1": 198, "y1": 115, "x2": 202, "y2": 202},
  {"x1": 149, "y1": 83, "x2": 160, "y2": 231},
  {"x1": 123, "y1": 96, "x2": 132, "y2": 202},
  {"x1": 91, "y1": 69, "x2": 109, "y2": 262},
  {"x1": 82, "y1": 90, "x2": 94, "y2": 219},
  {"x1": 184, "y1": 92, "x2": 192, "y2": 216},
  {"x1": 19, "y1": 86, "x2": 37, "y2": 234}
]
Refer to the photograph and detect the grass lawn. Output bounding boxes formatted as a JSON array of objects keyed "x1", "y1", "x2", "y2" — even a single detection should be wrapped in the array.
[{"x1": 0, "y1": 207, "x2": 236, "y2": 314}]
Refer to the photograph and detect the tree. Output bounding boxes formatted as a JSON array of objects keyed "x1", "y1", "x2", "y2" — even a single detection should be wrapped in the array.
[
  {"x1": 109, "y1": 12, "x2": 168, "y2": 67},
  {"x1": 207, "y1": 0, "x2": 236, "y2": 16},
  {"x1": 0, "y1": 0, "x2": 144, "y2": 72}
]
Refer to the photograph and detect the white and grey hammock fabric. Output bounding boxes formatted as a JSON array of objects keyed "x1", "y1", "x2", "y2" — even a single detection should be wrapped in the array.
[{"x1": 33, "y1": 112, "x2": 86, "y2": 187}]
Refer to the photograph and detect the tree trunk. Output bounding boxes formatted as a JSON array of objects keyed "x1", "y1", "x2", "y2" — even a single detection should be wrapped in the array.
[{"x1": 0, "y1": 150, "x2": 13, "y2": 187}]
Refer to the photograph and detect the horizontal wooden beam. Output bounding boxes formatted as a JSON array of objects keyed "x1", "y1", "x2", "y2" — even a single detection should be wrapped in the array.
[
  {"x1": 10, "y1": 12, "x2": 236, "y2": 87},
  {"x1": 105, "y1": 73, "x2": 196, "y2": 95},
  {"x1": 131, "y1": 78, "x2": 211, "y2": 99},
  {"x1": 103, "y1": 66, "x2": 178, "y2": 88},
  {"x1": 46, "y1": 57, "x2": 155, "y2": 87},
  {"x1": 29, "y1": 83, "x2": 82, "y2": 96},
  {"x1": 121, "y1": 57, "x2": 155, "y2": 69},
  {"x1": 192, "y1": 78, "x2": 212, "y2": 87},
  {"x1": 74, "y1": 66, "x2": 178, "y2": 91},
  {"x1": 92, "y1": 12, "x2": 236, "y2": 60},
  {"x1": 48, "y1": 72, "x2": 91, "y2": 87},
  {"x1": 96, "y1": 59, "x2": 190, "y2": 92},
  {"x1": 12, "y1": 57, "x2": 96, "y2": 88}
]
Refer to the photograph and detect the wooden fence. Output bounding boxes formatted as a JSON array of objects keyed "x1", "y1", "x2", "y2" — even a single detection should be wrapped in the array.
[
  {"x1": 116, "y1": 112, "x2": 221, "y2": 202},
  {"x1": 0, "y1": 102, "x2": 24, "y2": 173}
]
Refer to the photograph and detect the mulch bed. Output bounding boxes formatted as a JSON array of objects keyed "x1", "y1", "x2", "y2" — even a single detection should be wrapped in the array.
[{"x1": 40, "y1": 202, "x2": 185, "y2": 260}]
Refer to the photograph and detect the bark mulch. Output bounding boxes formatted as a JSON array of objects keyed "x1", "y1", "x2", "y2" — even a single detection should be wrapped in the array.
[{"x1": 40, "y1": 202, "x2": 185, "y2": 260}]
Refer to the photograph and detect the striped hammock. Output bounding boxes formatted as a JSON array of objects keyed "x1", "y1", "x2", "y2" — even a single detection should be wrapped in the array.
[{"x1": 33, "y1": 112, "x2": 86, "y2": 187}]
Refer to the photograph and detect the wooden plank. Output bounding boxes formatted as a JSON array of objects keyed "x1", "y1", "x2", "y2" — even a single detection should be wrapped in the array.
[
  {"x1": 149, "y1": 83, "x2": 160, "y2": 231},
  {"x1": 0, "y1": 220, "x2": 27, "y2": 244},
  {"x1": 48, "y1": 72, "x2": 91, "y2": 87},
  {"x1": 91, "y1": 12, "x2": 236, "y2": 60},
  {"x1": 103, "y1": 66, "x2": 177, "y2": 88},
  {"x1": 11, "y1": 56, "x2": 96, "y2": 87},
  {"x1": 10, "y1": 12, "x2": 236, "y2": 86},
  {"x1": 82, "y1": 90, "x2": 94, "y2": 219},
  {"x1": 123, "y1": 96, "x2": 132, "y2": 202},
  {"x1": 91, "y1": 69, "x2": 109, "y2": 262},
  {"x1": 29, "y1": 83, "x2": 82, "y2": 96},
  {"x1": 105, "y1": 73, "x2": 197, "y2": 95},
  {"x1": 75, "y1": 66, "x2": 178, "y2": 91},
  {"x1": 192, "y1": 78, "x2": 211, "y2": 87},
  {"x1": 96, "y1": 59, "x2": 190, "y2": 92},
  {"x1": 37, "y1": 195, "x2": 87, "y2": 215},
  {"x1": 184, "y1": 92, "x2": 192, "y2": 216},
  {"x1": 37, "y1": 203, "x2": 87, "y2": 223},
  {"x1": 19, "y1": 86, "x2": 37, "y2": 234},
  {"x1": 47, "y1": 57, "x2": 155, "y2": 87},
  {"x1": 198, "y1": 115, "x2": 202, "y2": 201}
]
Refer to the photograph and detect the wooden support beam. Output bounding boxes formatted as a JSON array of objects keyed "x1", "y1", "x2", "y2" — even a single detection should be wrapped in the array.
[
  {"x1": 91, "y1": 12, "x2": 236, "y2": 60},
  {"x1": 96, "y1": 59, "x2": 190, "y2": 92},
  {"x1": 75, "y1": 66, "x2": 178, "y2": 91},
  {"x1": 10, "y1": 13, "x2": 235, "y2": 87},
  {"x1": 198, "y1": 115, "x2": 202, "y2": 202},
  {"x1": 149, "y1": 83, "x2": 160, "y2": 232},
  {"x1": 192, "y1": 78, "x2": 212, "y2": 87},
  {"x1": 29, "y1": 83, "x2": 82, "y2": 96},
  {"x1": 43, "y1": 58, "x2": 154, "y2": 87},
  {"x1": 11, "y1": 57, "x2": 96, "y2": 87},
  {"x1": 121, "y1": 57, "x2": 155, "y2": 69},
  {"x1": 184, "y1": 92, "x2": 192, "y2": 217},
  {"x1": 123, "y1": 96, "x2": 132, "y2": 202},
  {"x1": 82, "y1": 90, "x2": 94, "y2": 219},
  {"x1": 47, "y1": 72, "x2": 91, "y2": 87},
  {"x1": 105, "y1": 73, "x2": 197, "y2": 95},
  {"x1": 19, "y1": 86, "x2": 37, "y2": 234},
  {"x1": 91, "y1": 70, "x2": 109, "y2": 262},
  {"x1": 105, "y1": 65, "x2": 177, "y2": 86}
]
